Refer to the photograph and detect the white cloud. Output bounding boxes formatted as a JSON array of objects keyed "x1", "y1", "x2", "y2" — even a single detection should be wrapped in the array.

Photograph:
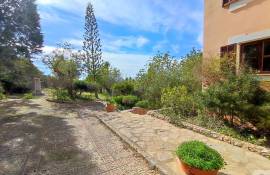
[
  {"x1": 38, "y1": 45, "x2": 150, "y2": 77},
  {"x1": 136, "y1": 36, "x2": 149, "y2": 47},
  {"x1": 102, "y1": 34, "x2": 149, "y2": 52},
  {"x1": 103, "y1": 52, "x2": 150, "y2": 77},
  {"x1": 39, "y1": 11, "x2": 68, "y2": 23},
  {"x1": 62, "y1": 35, "x2": 149, "y2": 52},
  {"x1": 36, "y1": 0, "x2": 203, "y2": 33}
]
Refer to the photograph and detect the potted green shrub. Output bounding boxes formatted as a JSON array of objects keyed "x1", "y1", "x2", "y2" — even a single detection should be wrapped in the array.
[
  {"x1": 106, "y1": 98, "x2": 117, "y2": 112},
  {"x1": 176, "y1": 141, "x2": 224, "y2": 175}
]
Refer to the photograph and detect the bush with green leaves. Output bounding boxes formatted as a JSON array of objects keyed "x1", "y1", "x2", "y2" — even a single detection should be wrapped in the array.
[
  {"x1": 52, "y1": 89, "x2": 72, "y2": 102},
  {"x1": 112, "y1": 80, "x2": 134, "y2": 96},
  {"x1": 112, "y1": 95, "x2": 139, "y2": 109},
  {"x1": 0, "y1": 58, "x2": 43, "y2": 94},
  {"x1": 105, "y1": 97, "x2": 115, "y2": 104},
  {"x1": 161, "y1": 86, "x2": 200, "y2": 117},
  {"x1": 135, "y1": 53, "x2": 179, "y2": 108},
  {"x1": 112, "y1": 96, "x2": 124, "y2": 105},
  {"x1": 0, "y1": 93, "x2": 6, "y2": 100},
  {"x1": 76, "y1": 92, "x2": 95, "y2": 101},
  {"x1": 43, "y1": 44, "x2": 81, "y2": 97},
  {"x1": 201, "y1": 56, "x2": 270, "y2": 134},
  {"x1": 135, "y1": 100, "x2": 150, "y2": 109},
  {"x1": 23, "y1": 93, "x2": 33, "y2": 99},
  {"x1": 122, "y1": 95, "x2": 139, "y2": 108},
  {"x1": 74, "y1": 80, "x2": 88, "y2": 94},
  {"x1": 87, "y1": 81, "x2": 100, "y2": 93},
  {"x1": 136, "y1": 50, "x2": 202, "y2": 109},
  {"x1": 176, "y1": 141, "x2": 224, "y2": 171},
  {"x1": 97, "y1": 62, "x2": 122, "y2": 94}
]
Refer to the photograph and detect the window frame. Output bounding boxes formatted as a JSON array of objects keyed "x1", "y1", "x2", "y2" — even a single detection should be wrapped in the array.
[
  {"x1": 240, "y1": 38, "x2": 270, "y2": 74},
  {"x1": 222, "y1": 0, "x2": 239, "y2": 7}
]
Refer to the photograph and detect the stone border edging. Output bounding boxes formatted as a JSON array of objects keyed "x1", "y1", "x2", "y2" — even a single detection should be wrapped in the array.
[
  {"x1": 147, "y1": 110, "x2": 270, "y2": 159},
  {"x1": 95, "y1": 113, "x2": 176, "y2": 175}
]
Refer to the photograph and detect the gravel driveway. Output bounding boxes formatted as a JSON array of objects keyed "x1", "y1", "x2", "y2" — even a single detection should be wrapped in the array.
[{"x1": 0, "y1": 97, "x2": 158, "y2": 175}]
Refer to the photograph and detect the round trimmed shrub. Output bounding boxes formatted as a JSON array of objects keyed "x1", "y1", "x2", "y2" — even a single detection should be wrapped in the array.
[
  {"x1": 176, "y1": 141, "x2": 224, "y2": 171},
  {"x1": 135, "y1": 100, "x2": 149, "y2": 109}
]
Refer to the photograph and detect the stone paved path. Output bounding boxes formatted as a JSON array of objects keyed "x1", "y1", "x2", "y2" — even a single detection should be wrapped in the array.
[
  {"x1": 97, "y1": 111, "x2": 270, "y2": 175},
  {"x1": 0, "y1": 98, "x2": 158, "y2": 175}
]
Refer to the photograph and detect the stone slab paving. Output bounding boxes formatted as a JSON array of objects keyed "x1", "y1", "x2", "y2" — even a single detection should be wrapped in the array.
[
  {"x1": 0, "y1": 98, "x2": 158, "y2": 175},
  {"x1": 96, "y1": 111, "x2": 270, "y2": 175}
]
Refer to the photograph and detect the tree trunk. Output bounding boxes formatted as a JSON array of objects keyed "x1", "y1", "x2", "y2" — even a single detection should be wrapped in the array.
[
  {"x1": 95, "y1": 90, "x2": 98, "y2": 99},
  {"x1": 68, "y1": 88, "x2": 73, "y2": 98}
]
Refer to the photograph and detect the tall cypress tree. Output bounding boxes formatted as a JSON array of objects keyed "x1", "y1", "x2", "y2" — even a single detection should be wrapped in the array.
[
  {"x1": 83, "y1": 2, "x2": 102, "y2": 98},
  {"x1": 83, "y1": 3, "x2": 102, "y2": 80}
]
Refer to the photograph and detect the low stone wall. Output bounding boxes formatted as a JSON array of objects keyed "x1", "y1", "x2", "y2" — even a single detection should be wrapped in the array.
[{"x1": 147, "y1": 110, "x2": 270, "y2": 159}]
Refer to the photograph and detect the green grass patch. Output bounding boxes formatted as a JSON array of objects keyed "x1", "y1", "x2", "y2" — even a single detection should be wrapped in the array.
[
  {"x1": 77, "y1": 92, "x2": 95, "y2": 101},
  {"x1": 23, "y1": 93, "x2": 34, "y2": 99},
  {"x1": 0, "y1": 93, "x2": 6, "y2": 100}
]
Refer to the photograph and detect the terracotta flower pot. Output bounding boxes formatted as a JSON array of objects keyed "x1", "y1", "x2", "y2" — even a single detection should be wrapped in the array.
[
  {"x1": 177, "y1": 157, "x2": 218, "y2": 175},
  {"x1": 106, "y1": 103, "x2": 117, "y2": 112},
  {"x1": 131, "y1": 107, "x2": 149, "y2": 115}
]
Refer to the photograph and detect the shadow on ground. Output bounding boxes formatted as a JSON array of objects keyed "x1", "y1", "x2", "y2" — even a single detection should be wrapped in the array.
[
  {"x1": 0, "y1": 110, "x2": 97, "y2": 175},
  {"x1": 0, "y1": 99, "x2": 42, "y2": 116}
]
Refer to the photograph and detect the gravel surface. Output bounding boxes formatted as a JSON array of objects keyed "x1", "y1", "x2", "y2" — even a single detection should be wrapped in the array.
[{"x1": 0, "y1": 98, "x2": 158, "y2": 175}]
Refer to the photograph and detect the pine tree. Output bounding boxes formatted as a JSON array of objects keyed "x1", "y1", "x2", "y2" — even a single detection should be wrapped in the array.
[{"x1": 83, "y1": 2, "x2": 103, "y2": 98}]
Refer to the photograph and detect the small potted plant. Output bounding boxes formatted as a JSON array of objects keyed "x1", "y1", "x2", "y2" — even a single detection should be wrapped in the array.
[
  {"x1": 106, "y1": 98, "x2": 117, "y2": 112},
  {"x1": 176, "y1": 141, "x2": 224, "y2": 175}
]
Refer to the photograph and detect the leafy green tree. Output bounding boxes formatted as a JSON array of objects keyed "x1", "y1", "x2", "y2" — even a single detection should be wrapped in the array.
[
  {"x1": 0, "y1": 58, "x2": 42, "y2": 93},
  {"x1": 136, "y1": 53, "x2": 180, "y2": 108},
  {"x1": 0, "y1": 0, "x2": 43, "y2": 94},
  {"x1": 0, "y1": 0, "x2": 43, "y2": 59},
  {"x1": 83, "y1": 2, "x2": 103, "y2": 98},
  {"x1": 178, "y1": 49, "x2": 202, "y2": 92},
  {"x1": 112, "y1": 79, "x2": 135, "y2": 96},
  {"x1": 43, "y1": 44, "x2": 81, "y2": 97},
  {"x1": 97, "y1": 62, "x2": 122, "y2": 94},
  {"x1": 73, "y1": 80, "x2": 89, "y2": 95}
]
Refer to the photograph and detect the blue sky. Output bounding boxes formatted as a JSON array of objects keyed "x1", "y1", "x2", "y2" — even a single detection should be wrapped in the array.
[{"x1": 35, "y1": 0, "x2": 204, "y2": 77}]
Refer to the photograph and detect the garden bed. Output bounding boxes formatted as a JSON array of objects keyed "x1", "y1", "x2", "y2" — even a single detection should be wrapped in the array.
[{"x1": 147, "y1": 110, "x2": 270, "y2": 159}]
